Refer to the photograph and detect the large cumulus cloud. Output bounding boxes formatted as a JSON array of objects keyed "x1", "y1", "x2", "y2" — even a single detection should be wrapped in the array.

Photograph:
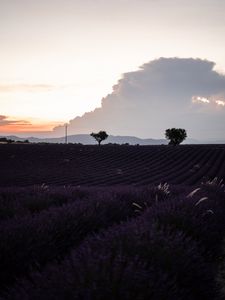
[{"x1": 53, "y1": 58, "x2": 225, "y2": 139}]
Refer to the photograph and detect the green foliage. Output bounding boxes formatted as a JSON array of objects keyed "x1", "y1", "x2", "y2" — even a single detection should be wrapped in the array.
[
  {"x1": 90, "y1": 131, "x2": 108, "y2": 145},
  {"x1": 165, "y1": 128, "x2": 187, "y2": 145}
]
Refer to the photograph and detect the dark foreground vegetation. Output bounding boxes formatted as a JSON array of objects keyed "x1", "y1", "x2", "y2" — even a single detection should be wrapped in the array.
[{"x1": 0, "y1": 144, "x2": 225, "y2": 299}]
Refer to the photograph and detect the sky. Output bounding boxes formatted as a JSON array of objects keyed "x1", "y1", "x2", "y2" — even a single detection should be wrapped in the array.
[{"x1": 0, "y1": 0, "x2": 225, "y2": 139}]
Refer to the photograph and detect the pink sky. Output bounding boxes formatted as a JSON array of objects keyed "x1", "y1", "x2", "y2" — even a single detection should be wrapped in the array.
[{"x1": 1, "y1": 0, "x2": 225, "y2": 137}]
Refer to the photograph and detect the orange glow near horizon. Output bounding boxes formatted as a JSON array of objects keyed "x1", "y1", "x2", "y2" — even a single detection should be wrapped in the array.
[{"x1": 0, "y1": 117, "x2": 62, "y2": 134}]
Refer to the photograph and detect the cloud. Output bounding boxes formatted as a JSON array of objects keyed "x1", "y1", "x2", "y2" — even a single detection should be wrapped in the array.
[
  {"x1": 53, "y1": 58, "x2": 225, "y2": 139},
  {"x1": 0, "y1": 84, "x2": 58, "y2": 93},
  {"x1": 192, "y1": 96, "x2": 210, "y2": 104},
  {"x1": 216, "y1": 100, "x2": 225, "y2": 106},
  {"x1": 0, "y1": 115, "x2": 31, "y2": 127},
  {"x1": 192, "y1": 95, "x2": 225, "y2": 106}
]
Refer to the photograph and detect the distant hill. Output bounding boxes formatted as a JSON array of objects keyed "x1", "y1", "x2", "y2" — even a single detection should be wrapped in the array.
[
  {"x1": 0, "y1": 134, "x2": 167, "y2": 145},
  {"x1": 0, "y1": 134, "x2": 222, "y2": 145}
]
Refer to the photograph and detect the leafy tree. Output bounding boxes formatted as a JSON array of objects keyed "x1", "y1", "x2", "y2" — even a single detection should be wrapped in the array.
[
  {"x1": 90, "y1": 131, "x2": 108, "y2": 146},
  {"x1": 165, "y1": 128, "x2": 187, "y2": 145}
]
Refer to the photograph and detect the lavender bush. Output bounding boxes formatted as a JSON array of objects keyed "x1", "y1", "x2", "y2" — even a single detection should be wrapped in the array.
[
  {"x1": 0, "y1": 185, "x2": 167, "y2": 290},
  {"x1": 1, "y1": 182, "x2": 225, "y2": 299}
]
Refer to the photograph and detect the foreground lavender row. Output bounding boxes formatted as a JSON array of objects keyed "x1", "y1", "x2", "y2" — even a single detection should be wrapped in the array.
[
  {"x1": 1, "y1": 144, "x2": 225, "y2": 299},
  {"x1": 0, "y1": 182, "x2": 225, "y2": 299},
  {"x1": 0, "y1": 144, "x2": 225, "y2": 186}
]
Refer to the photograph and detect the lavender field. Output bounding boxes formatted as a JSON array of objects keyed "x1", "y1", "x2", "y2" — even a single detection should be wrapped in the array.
[
  {"x1": 0, "y1": 144, "x2": 225, "y2": 186},
  {"x1": 0, "y1": 144, "x2": 225, "y2": 299}
]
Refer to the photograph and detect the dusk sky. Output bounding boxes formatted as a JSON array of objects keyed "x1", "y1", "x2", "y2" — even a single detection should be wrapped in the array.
[{"x1": 1, "y1": 0, "x2": 225, "y2": 139}]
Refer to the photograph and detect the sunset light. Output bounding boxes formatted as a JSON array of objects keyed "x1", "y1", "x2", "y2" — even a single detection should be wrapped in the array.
[
  {"x1": 192, "y1": 96, "x2": 225, "y2": 109},
  {"x1": 0, "y1": 115, "x2": 60, "y2": 134},
  {"x1": 1, "y1": 0, "x2": 225, "y2": 140},
  {"x1": 192, "y1": 96, "x2": 210, "y2": 104},
  {"x1": 215, "y1": 100, "x2": 225, "y2": 106}
]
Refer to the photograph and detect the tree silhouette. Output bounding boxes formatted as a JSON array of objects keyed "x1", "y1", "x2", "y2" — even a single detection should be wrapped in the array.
[
  {"x1": 165, "y1": 128, "x2": 187, "y2": 145},
  {"x1": 90, "y1": 131, "x2": 108, "y2": 146},
  {"x1": 0, "y1": 137, "x2": 14, "y2": 144}
]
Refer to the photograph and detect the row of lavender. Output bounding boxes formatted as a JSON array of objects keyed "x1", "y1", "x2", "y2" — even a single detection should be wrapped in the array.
[
  {"x1": 0, "y1": 181, "x2": 225, "y2": 299},
  {"x1": 0, "y1": 185, "x2": 174, "y2": 292},
  {"x1": 1, "y1": 144, "x2": 225, "y2": 186}
]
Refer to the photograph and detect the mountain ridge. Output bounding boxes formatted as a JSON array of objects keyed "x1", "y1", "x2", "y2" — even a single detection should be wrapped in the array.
[{"x1": 0, "y1": 134, "x2": 207, "y2": 144}]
